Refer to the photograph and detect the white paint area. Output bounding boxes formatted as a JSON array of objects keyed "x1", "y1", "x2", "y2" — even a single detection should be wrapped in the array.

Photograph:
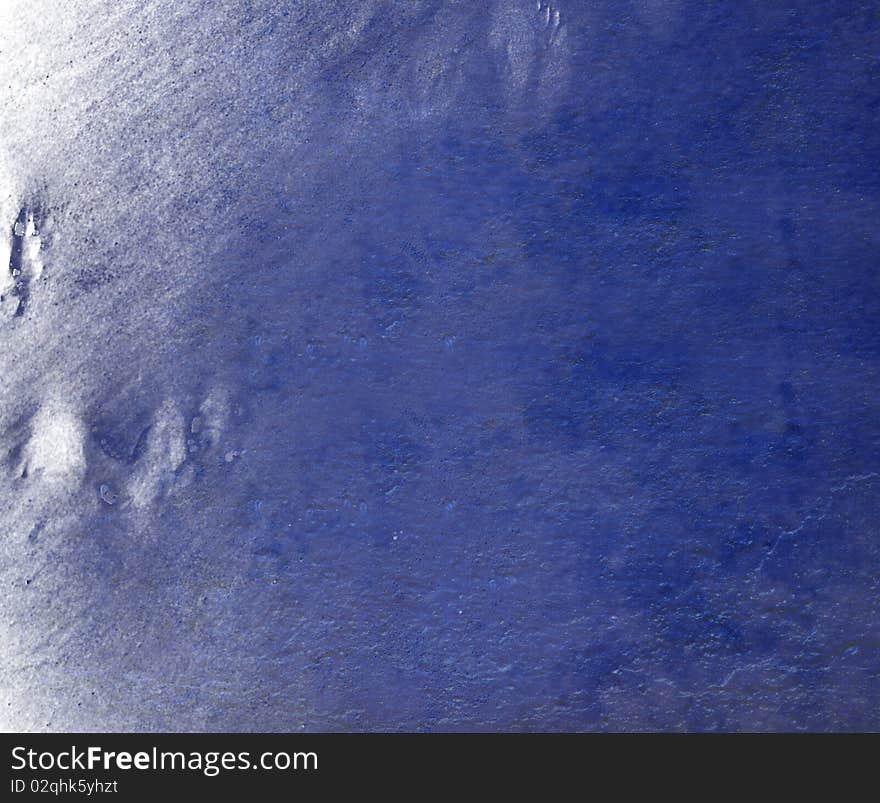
[
  {"x1": 25, "y1": 400, "x2": 85, "y2": 483},
  {"x1": 22, "y1": 213, "x2": 44, "y2": 280},
  {"x1": 128, "y1": 398, "x2": 187, "y2": 508},
  {"x1": 489, "y1": 1, "x2": 568, "y2": 107}
]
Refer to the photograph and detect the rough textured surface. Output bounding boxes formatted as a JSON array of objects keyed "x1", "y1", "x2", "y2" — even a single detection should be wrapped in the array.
[{"x1": 0, "y1": 1, "x2": 878, "y2": 731}]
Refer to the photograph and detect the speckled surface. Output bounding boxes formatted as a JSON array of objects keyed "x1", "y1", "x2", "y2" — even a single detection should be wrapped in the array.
[{"x1": 0, "y1": 1, "x2": 878, "y2": 731}]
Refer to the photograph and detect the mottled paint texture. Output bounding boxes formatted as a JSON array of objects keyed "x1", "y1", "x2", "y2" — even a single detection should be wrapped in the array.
[{"x1": 0, "y1": 1, "x2": 878, "y2": 731}]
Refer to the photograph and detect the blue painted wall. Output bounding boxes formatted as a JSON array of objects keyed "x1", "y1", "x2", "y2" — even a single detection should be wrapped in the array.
[{"x1": 1, "y1": 1, "x2": 878, "y2": 731}]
